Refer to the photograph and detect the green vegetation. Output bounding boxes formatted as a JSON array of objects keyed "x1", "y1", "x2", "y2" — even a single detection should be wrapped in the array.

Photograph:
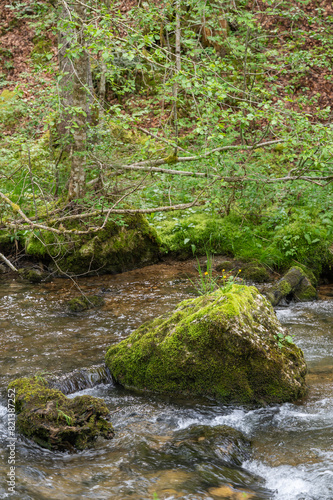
[
  {"x1": 0, "y1": 0, "x2": 332, "y2": 278},
  {"x1": 152, "y1": 209, "x2": 333, "y2": 277},
  {"x1": 67, "y1": 294, "x2": 105, "y2": 312},
  {"x1": 188, "y1": 253, "x2": 243, "y2": 295},
  {"x1": 106, "y1": 285, "x2": 307, "y2": 404}
]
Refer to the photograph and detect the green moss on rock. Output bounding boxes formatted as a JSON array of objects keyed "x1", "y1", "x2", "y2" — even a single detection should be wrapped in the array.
[
  {"x1": 106, "y1": 285, "x2": 307, "y2": 405},
  {"x1": 67, "y1": 295, "x2": 104, "y2": 312},
  {"x1": 295, "y1": 277, "x2": 317, "y2": 302},
  {"x1": 266, "y1": 266, "x2": 317, "y2": 306},
  {"x1": 241, "y1": 265, "x2": 271, "y2": 283},
  {"x1": 23, "y1": 214, "x2": 161, "y2": 275},
  {"x1": 18, "y1": 268, "x2": 51, "y2": 283},
  {"x1": 215, "y1": 260, "x2": 234, "y2": 272},
  {"x1": 215, "y1": 260, "x2": 271, "y2": 283},
  {"x1": 8, "y1": 377, "x2": 114, "y2": 451}
]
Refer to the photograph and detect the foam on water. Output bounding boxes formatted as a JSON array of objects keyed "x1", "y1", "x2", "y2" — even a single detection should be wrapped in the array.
[
  {"x1": 0, "y1": 402, "x2": 7, "y2": 441},
  {"x1": 244, "y1": 459, "x2": 333, "y2": 500},
  {"x1": 175, "y1": 407, "x2": 269, "y2": 437}
]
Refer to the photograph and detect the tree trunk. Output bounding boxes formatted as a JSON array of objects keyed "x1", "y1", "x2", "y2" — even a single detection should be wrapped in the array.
[
  {"x1": 68, "y1": 1, "x2": 88, "y2": 200},
  {"x1": 56, "y1": 3, "x2": 74, "y2": 146},
  {"x1": 57, "y1": 1, "x2": 94, "y2": 200}
]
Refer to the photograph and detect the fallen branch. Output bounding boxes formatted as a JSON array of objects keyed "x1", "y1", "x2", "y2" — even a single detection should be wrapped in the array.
[
  {"x1": 110, "y1": 138, "x2": 288, "y2": 172},
  {"x1": 48, "y1": 201, "x2": 201, "y2": 223},
  {"x1": 0, "y1": 252, "x2": 18, "y2": 272},
  {"x1": 100, "y1": 161, "x2": 333, "y2": 186},
  {"x1": 0, "y1": 188, "x2": 201, "y2": 233}
]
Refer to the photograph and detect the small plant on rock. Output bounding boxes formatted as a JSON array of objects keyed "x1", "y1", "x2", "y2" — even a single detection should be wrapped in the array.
[
  {"x1": 189, "y1": 255, "x2": 243, "y2": 295},
  {"x1": 188, "y1": 255, "x2": 219, "y2": 295},
  {"x1": 220, "y1": 268, "x2": 243, "y2": 293}
]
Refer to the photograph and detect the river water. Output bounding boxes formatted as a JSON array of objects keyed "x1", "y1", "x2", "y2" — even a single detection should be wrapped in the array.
[{"x1": 0, "y1": 260, "x2": 333, "y2": 499}]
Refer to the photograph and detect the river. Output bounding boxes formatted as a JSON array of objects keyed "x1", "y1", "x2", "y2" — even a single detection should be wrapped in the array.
[{"x1": 0, "y1": 260, "x2": 332, "y2": 499}]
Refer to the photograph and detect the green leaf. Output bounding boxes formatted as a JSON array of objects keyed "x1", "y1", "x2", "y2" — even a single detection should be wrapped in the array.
[{"x1": 304, "y1": 233, "x2": 311, "y2": 244}]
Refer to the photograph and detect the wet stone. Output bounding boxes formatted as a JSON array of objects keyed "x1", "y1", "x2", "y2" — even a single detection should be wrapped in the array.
[
  {"x1": 8, "y1": 377, "x2": 114, "y2": 451},
  {"x1": 161, "y1": 424, "x2": 251, "y2": 467},
  {"x1": 18, "y1": 267, "x2": 52, "y2": 283},
  {"x1": 67, "y1": 294, "x2": 105, "y2": 312}
]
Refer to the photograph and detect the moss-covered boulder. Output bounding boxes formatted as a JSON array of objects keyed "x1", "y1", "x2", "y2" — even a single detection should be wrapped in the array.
[
  {"x1": 106, "y1": 285, "x2": 307, "y2": 404},
  {"x1": 8, "y1": 377, "x2": 114, "y2": 451},
  {"x1": 67, "y1": 294, "x2": 104, "y2": 312},
  {"x1": 266, "y1": 266, "x2": 317, "y2": 306}
]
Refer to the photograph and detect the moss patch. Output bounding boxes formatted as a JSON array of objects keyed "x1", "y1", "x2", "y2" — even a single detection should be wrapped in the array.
[
  {"x1": 0, "y1": 231, "x2": 14, "y2": 254},
  {"x1": 20, "y1": 213, "x2": 161, "y2": 275},
  {"x1": 8, "y1": 377, "x2": 114, "y2": 451},
  {"x1": 67, "y1": 295, "x2": 105, "y2": 312},
  {"x1": 18, "y1": 267, "x2": 51, "y2": 283},
  {"x1": 106, "y1": 285, "x2": 307, "y2": 405},
  {"x1": 266, "y1": 266, "x2": 317, "y2": 306},
  {"x1": 152, "y1": 210, "x2": 333, "y2": 277},
  {"x1": 241, "y1": 265, "x2": 271, "y2": 283}
]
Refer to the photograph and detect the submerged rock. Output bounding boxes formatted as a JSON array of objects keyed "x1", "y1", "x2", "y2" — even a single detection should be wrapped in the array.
[
  {"x1": 8, "y1": 377, "x2": 114, "y2": 451},
  {"x1": 18, "y1": 267, "x2": 51, "y2": 283},
  {"x1": 67, "y1": 294, "x2": 105, "y2": 312},
  {"x1": 106, "y1": 285, "x2": 307, "y2": 404},
  {"x1": 47, "y1": 364, "x2": 113, "y2": 394},
  {"x1": 265, "y1": 266, "x2": 317, "y2": 306},
  {"x1": 164, "y1": 424, "x2": 251, "y2": 466},
  {"x1": 138, "y1": 424, "x2": 251, "y2": 473}
]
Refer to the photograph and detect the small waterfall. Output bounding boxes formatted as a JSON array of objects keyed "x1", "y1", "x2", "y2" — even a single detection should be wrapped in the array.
[{"x1": 47, "y1": 364, "x2": 114, "y2": 395}]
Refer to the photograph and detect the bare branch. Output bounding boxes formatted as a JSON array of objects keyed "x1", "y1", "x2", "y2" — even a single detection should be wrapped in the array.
[
  {"x1": 0, "y1": 252, "x2": 18, "y2": 272},
  {"x1": 107, "y1": 139, "x2": 288, "y2": 173}
]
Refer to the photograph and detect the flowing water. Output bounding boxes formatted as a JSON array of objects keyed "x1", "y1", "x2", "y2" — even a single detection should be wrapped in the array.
[{"x1": 0, "y1": 260, "x2": 333, "y2": 499}]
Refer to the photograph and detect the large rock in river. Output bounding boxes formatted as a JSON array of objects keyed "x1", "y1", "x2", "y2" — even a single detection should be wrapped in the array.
[{"x1": 106, "y1": 285, "x2": 307, "y2": 404}]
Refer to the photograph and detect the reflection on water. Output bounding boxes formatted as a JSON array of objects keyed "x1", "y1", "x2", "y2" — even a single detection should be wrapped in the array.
[{"x1": 0, "y1": 264, "x2": 333, "y2": 499}]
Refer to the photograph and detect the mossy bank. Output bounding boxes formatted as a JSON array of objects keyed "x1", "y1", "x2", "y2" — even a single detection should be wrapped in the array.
[
  {"x1": 106, "y1": 285, "x2": 307, "y2": 405},
  {"x1": 151, "y1": 210, "x2": 333, "y2": 279},
  {"x1": 0, "y1": 213, "x2": 161, "y2": 276}
]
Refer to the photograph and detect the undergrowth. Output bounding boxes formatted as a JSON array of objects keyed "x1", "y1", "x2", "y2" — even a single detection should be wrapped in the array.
[{"x1": 151, "y1": 207, "x2": 333, "y2": 277}]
